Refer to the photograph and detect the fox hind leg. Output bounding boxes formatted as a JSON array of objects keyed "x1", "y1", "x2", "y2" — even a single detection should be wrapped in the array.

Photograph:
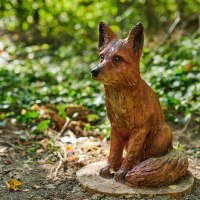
[{"x1": 144, "y1": 123, "x2": 173, "y2": 159}]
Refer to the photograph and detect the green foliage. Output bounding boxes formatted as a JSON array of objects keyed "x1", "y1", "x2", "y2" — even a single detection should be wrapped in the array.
[
  {"x1": 86, "y1": 114, "x2": 100, "y2": 123},
  {"x1": 174, "y1": 141, "x2": 184, "y2": 151},
  {"x1": 1, "y1": 0, "x2": 199, "y2": 44},
  {"x1": 56, "y1": 105, "x2": 67, "y2": 119},
  {"x1": 0, "y1": 36, "x2": 104, "y2": 113},
  {"x1": 0, "y1": 32, "x2": 199, "y2": 131},
  {"x1": 27, "y1": 144, "x2": 41, "y2": 154},
  {"x1": 37, "y1": 120, "x2": 50, "y2": 131},
  {"x1": 17, "y1": 111, "x2": 38, "y2": 124},
  {"x1": 0, "y1": 0, "x2": 199, "y2": 135},
  {"x1": 142, "y1": 34, "x2": 200, "y2": 123},
  {"x1": 0, "y1": 34, "x2": 105, "y2": 133}
]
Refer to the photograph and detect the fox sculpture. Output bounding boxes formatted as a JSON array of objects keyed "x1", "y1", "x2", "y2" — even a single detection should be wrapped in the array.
[{"x1": 91, "y1": 22, "x2": 188, "y2": 187}]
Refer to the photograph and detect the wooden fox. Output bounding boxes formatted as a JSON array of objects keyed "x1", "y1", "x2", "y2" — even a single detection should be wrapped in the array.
[{"x1": 91, "y1": 22, "x2": 188, "y2": 186}]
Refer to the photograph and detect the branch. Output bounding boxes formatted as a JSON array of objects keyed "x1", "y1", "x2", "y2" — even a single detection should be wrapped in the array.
[{"x1": 160, "y1": 15, "x2": 181, "y2": 47}]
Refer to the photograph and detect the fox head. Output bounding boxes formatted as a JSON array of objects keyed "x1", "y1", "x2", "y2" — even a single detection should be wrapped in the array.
[{"x1": 91, "y1": 22, "x2": 144, "y2": 87}]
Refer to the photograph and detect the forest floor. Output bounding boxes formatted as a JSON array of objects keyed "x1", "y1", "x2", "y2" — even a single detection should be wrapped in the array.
[{"x1": 0, "y1": 121, "x2": 200, "y2": 200}]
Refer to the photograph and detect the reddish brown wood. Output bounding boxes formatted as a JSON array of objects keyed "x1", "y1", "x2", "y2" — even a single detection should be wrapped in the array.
[
  {"x1": 76, "y1": 160, "x2": 194, "y2": 197},
  {"x1": 91, "y1": 22, "x2": 188, "y2": 186}
]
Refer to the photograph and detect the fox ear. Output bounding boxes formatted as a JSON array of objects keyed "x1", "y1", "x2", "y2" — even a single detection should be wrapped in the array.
[
  {"x1": 126, "y1": 22, "x2": 144, "y2": 56},
  {"x1": 98, "y1": 21, "x2": 118, "y2": 49}
]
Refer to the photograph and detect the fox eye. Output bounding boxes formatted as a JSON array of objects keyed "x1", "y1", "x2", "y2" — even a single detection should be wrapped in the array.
[
  {"x1": 99, "y1": 54, "x2": 104, "y2": 62},
  {"x1": 113, "y1": 55, "x2": 123, "y2": 64}
]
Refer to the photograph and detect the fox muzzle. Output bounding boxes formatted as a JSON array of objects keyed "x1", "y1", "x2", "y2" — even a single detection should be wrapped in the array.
[{"x1": 91, "y1": 65, "x2": 101, "y2": 78}]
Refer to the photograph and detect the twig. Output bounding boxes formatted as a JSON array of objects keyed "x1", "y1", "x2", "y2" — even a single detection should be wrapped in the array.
[
  {"x1": 180, "y1": 116, "x2": 191, "y2": 133},
  {"x1": 60, "y1": 141, "x2": 67, "y2": 160},
  {"x1": 53, "y1": 141, "x2": 67, "y2": 178},
  {"x1": 53, "y1": 117, "x2": 71, "y2": 178},
  {"x1": 160, "y1": 15, "x2": 181, "y2": 47},
  {"x1": 25, "y1": 129, "x2": 32, "y2": 140},
  {"x1": 174, "y1": 116, "x2": 192, "y2": 135},
  {"x1": 0, "y1": 141, "x2": 24, "y2": 150},
  {"x1": 53, "y1": 152, "x2": 63, "y2": 178},
  {"x1": 57, "y1": 117, "x2": 70, "y2": 137}
]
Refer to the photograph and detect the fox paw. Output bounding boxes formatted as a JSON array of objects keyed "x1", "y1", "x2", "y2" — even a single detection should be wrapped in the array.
[
  {"x1": 99, "y1": 165, "x2": 114, "y2": 178},
  {"x1": 114, "y1": 169, "x2": 129, "y2": 183}
]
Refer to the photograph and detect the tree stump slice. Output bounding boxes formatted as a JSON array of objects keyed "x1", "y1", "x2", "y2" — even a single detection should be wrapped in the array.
[{"x1": 76, "y1": 160, "x2": 194, "y2": 198}]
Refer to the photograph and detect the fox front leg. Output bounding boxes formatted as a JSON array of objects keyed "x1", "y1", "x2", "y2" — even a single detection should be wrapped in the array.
[
  {"x1": 114, "y1": 127, "x2": 148, "y2": 182},
  {"x1": 99, "y1": 127, "x2": 126, "y2": 178}
]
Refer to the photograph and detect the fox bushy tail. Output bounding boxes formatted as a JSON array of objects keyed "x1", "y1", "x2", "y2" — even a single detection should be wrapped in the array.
[{"x1": 125, "y1": 150, "x2": 188, "y2": 187}]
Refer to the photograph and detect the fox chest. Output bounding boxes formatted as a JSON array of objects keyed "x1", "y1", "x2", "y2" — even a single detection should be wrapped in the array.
[{"x1": 105, "y1": 93, "x2": 136, "y2": 130}]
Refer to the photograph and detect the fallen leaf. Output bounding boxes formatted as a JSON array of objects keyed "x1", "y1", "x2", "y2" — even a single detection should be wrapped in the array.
[
  {"x1": 77, "y1": 137, "x2": 88, "y2": 142},
  {"x1": 31, "y1": 104, "x2": 39, "y2": 111},
  {"x1": 68, "y1": 121, "x2": 85, "y2": 135},
  {"x1": 98, "y1": 135, "x2": 104, "y2": 140},
  {"x1": 43, "y1": 160, "x2": 54, "y2": 164},
  {"x1": 65, "y1": 104, "x2": 89, "y2": 121},
  {"x1": 48, "y1": 110, "x2": 65, "y2": 130},
  {"x1": 3, "y1": 160, "x2": 12, "y2": 165},
  {"x1": 6, "y1": 178, "x2": 22, "y2": 191},
  {"x1": 185, "y1": 61, "x2": 193, "y2": 72},
  {"x1": 78, "y1": 155, "x2": 87, "y2": 166},
  {"x1": 60, "y1": 135, "x2": 77, "y2": 144},
  {"x1": 39, "y1": 138, "x2": 50, "y2": 149},
  {"x1": 195, "y1": 144, "x2": 200, "y2": 148},
  {"x1": 69, "y1": 156, "x2": 77, "y2": 161},
  {"x1": 0, "y1": 146, "x2": 8, "y2": 154},
  {"x1": 32, "y1": 184, "x2": 41, "y2": 189},
  {"x1": 19, "y1": 141, "x2": 29, "y2": 145},
  {"x1": 36, "y1": 149, "x2": 45, "y2": 154},
  {"x1": 81, "y1": 140, "x2": 100, "y2": 151},
  {"x1": 66, "y1": 144, "x2": 72, "y2": 151}
]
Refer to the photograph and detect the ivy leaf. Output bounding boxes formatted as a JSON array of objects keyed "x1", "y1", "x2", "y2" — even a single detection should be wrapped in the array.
[
  {"x1": 86, "y1": 114, "x2": 99, "y2": 123},
  {"x1": 37, "y1": 120, "x2": 50, "y2": 131},
  {"x1": 26, "y1": 111, "x2": 38, "y2": 119}
]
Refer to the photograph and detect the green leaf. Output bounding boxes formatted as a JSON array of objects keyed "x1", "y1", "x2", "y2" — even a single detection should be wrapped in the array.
[
  {"x1": 37, "y1": 120, "x2": 50, "y2": 131},
  {"x1": 86, "y1": 114, "x2": 99, "y2": 123},
  {"x1": 57, "y1": 105, "x2": 67, "y2": 118},
  {"x1": 26, "y1": 111, "x2": 38, "y2": 119},
  {"x1": 27, "y1": 145, "x2": 40, "y2": 154}
]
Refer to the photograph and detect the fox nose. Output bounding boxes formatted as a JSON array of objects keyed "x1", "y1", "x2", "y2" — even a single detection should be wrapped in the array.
[{"x1": 91, "y1": 67, "x2": 100, "y2": 78}]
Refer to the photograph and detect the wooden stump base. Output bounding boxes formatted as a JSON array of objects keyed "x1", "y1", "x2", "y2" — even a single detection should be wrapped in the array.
[{"x1": 76, "y1": 160, "x2": 194, "y2": 198}]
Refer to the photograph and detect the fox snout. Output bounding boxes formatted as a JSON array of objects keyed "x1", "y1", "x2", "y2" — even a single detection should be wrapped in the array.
[{"x1": 91, "y1": 65, "x2": 101, "y2": 78}]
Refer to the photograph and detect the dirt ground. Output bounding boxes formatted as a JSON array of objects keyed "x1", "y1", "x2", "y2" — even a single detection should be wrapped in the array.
[{"x1": 0, "y1": 122, "x2": 200, "y2": 200}]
